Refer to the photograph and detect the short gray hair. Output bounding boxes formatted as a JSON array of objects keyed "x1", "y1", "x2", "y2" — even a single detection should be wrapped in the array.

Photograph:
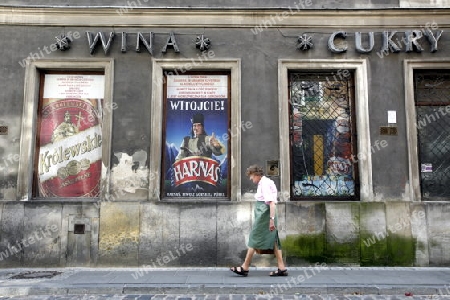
[{"x1": 246, "y1": 164, "x2": 264, "y2": 177}]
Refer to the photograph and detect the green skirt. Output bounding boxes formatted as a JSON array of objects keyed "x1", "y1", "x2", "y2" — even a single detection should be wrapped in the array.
[{"x1": 248, "y1": 201, "x2": 281, "y2": 253}]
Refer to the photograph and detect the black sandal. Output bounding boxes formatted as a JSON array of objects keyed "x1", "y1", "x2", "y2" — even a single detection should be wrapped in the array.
[
  {"x1": 269, "y1": 269, "x2": 288, "y2": 276},
  {"x1": 230, "y1": 266, "x2": 249, "y2": 277}
]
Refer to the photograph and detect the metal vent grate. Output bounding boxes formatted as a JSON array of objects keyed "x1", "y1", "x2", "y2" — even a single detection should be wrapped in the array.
[
  {"x1": 10, "y1": 271, "x2": 62, "y2": 279},
  {"x1": 74, "y1": 224, "x2": 86, "y2": 234},
  {"x1": 0, "y1": 126, "x2": 8, "y2": 135}
]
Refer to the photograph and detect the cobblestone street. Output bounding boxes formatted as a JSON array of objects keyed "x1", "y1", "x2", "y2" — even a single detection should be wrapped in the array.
[{"x1": 1, "y1": 294, "x2": 450, "y2": 300}]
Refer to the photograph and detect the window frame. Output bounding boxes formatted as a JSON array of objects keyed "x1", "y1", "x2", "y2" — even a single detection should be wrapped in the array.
[
  {"x1": 278, "y1": 59, "x2": 372, "y2": 202},
  {"x1": 287, "y1": 71, "x2": 360, "y2": 201},
  {"x1": 404, "y1": 59, "x2": 450, "y2": 202},
  {"x1": 149, "y1": 59, "x2": 241, "y2": 201},
  {"x1": 160, "y1": 71, "x2": 232, "y2": 200},
  {"x1": 17, "y1": 59, "x2": 114, "y2": 201}
]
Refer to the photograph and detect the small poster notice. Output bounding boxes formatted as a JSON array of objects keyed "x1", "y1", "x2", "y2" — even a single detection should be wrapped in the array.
[
  {"x1": 266, "y1": 160, "x2": 279, "y2": 177},
  {"x1": 36, "y1": 74, "x2": 105, "y2": 197},
  {"x1": 421, "y1": 163, "x2": 433, "y2": 173},
  {"x1": 163, "y1": 74, "x2": 229, "y2": 198}
]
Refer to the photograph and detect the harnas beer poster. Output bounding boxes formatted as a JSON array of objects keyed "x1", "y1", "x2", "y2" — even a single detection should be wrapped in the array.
[
  {"x1": 36, "y1": 74, "x2": 104, "y2": 197},
  {"x1": 163, "y1": 74, "x2": 229, "y2": 198}
]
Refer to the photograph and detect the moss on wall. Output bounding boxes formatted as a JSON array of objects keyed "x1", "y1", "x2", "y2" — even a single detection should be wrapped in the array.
[
  {"x1": 282, "y1": 234, "x2": 326, "y2": 264},
  {"x1": 283, "y1": 233, "x2": 360, "y2": 265},
  {"x1": 283, "y1": 233, "x2": 417, "y2": 266},
  {"x1": 387, "y1": 234, "x2": 416, "y2": 266},
  {"x1": 360, "y1": 232, "x2": 388, "y2": 266},
  {"x1": 326, "y1": 240, "x2": 360, "y2": 265}
]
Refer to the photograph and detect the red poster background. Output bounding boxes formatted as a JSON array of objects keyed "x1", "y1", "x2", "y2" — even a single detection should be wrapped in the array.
[{"x1": 36, "y1": 74, "x2": 104, "y2": 198}]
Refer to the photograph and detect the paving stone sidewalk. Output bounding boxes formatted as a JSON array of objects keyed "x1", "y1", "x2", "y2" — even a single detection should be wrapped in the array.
[{"x1": 0, "y1": 267, "x2": 449, "y2": 298}]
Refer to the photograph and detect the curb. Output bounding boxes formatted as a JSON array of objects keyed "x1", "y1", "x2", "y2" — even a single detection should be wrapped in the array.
[{"x1": 0, "y1": 284, "x2": 445, "y2": 297}]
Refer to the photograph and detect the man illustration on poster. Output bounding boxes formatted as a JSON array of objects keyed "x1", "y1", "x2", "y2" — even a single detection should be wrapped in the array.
[
  {"x1": 175, "y1": 113, "x2": 225, "y2": 160},
  {"x1": 169, "y1": 112, "x2": 226, "y2": 196},
  {"x1": 51, "y1": 110, "x2": 80, "y2": 143}
]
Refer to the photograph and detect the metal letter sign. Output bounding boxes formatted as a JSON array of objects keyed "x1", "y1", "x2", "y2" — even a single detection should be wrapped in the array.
[
  {"x1": 328, "y1": 31, "x2": 347, "y2": 53},
  {"x1": 355, "y1": 32, "x2": 374, "y2": 53},
  {"x1": 161, "y1": 31, "x2": 180, "y2": 53},
  {"x1": 86, "y1": 31, "x2": 115, "y2": 55}
]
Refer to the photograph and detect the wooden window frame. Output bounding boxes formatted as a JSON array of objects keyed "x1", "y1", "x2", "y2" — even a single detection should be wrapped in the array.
[
  {"x1": 404, "y1": 59, "x2": 450, "y2": 201},
  {"x1": 287, "y1": 71, "x2": 360, "y2": 201},
  {"x1": 149, "y1": 59, "x2": 241, "y2": 201},
  {"x1": 17, "y1": 59, "x2": 114, "y2": 201},
  {"x1": 278, "y1": 59, "x2": 373, "y2": 202}
]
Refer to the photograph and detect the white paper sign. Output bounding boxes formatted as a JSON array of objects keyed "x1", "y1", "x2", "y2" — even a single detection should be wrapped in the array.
[
  {"x1": 388, "y1": 110, "x2": 397, "y2": 124},
  {"x1": 43, "y1": 75, "x2": 105, "y2": 98},
  {"x1": 167, "y1": 75, "x2": 228, "y2": 99}
]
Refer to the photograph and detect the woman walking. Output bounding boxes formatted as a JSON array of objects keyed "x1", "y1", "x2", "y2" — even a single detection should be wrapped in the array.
[{"x1": 230, "y1": 164, "x2": 287, "y2": 277}]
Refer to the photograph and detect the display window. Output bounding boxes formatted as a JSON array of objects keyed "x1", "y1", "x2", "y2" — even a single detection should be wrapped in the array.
[
  {"x1": 161, "y1": 72, "x2": 231, "y2": 199},
  {"x1": 34, "y1": 72, "x2": 105, "y2": 198}
]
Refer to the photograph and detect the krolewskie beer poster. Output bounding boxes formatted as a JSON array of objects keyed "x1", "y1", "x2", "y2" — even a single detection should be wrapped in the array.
[
  {"x1": 164, "y1": 74, "x2": 229, "y2": 198},
  {"x1": 36, "y1": 74, "x2": 104, "y2": 197}
]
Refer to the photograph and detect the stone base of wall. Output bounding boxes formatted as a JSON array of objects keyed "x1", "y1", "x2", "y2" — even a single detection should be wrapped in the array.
[{"x1": 0, "y1": 201, "x2": 448, "y2": 267}]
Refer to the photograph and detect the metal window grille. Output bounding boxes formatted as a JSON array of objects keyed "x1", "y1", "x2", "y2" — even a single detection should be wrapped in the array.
[
  {"x1": 414, "y1": 70, "x2": 450, "y2": 200},
  {"x1": 289, "y1": 72, "x2": 358, "y2": 200}
]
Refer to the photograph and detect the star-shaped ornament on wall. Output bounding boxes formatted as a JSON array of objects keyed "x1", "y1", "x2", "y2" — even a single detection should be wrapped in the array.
[
  {"x1": 195, "y1": 35, "x2": 211, "y2": 51},
  {"x1": 297, "y1": 34, "x2": 313, "y2": 51},
  {"x1": 54, "y1": 34, "x2": 71, "y2": 51}
]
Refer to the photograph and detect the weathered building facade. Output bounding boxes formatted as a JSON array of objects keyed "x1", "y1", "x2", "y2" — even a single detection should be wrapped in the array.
[{"x1": 0, "y1": 0, "x2": 449, "y2": 267}]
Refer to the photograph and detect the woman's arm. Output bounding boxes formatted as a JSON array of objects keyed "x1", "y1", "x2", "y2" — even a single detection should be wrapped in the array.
[{"x1": 269, "y1": 201, "x2": 276, "y2": 231}]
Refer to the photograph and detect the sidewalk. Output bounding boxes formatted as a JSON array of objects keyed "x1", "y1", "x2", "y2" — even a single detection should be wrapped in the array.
[{"x1": 0, "y1": 267, "x2": 449, "y2": 297}]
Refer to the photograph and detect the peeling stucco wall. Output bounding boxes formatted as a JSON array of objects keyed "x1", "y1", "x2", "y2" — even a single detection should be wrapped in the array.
[
  {"x1": 0, "y1": 116, "x2": 21, "y2": 200},
  {"x1": 110, "y1": 151, "x2": 148, "y2": 200}
]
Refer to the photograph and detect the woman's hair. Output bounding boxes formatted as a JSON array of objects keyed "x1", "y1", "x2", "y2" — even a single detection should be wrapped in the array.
[{"x1": 246, "y1": 164, "x2": 264, "y2": 177}]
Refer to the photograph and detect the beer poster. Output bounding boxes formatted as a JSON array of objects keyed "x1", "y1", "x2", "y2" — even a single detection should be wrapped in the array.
[
  {"x1": 163, "y1": 74, "x2": 229, "y2": 198},
  {"x1": 36, "y1": 74, "x2": 105, "y2": 198}
]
